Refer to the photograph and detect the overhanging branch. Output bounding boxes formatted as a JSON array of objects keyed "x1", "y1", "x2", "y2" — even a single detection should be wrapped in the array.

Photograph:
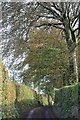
[
  {"x1": 37, "y1": 2, "x2": 62, "y2": 21},
  {"x1": 35, "y1": 22, "x2": 64, "y2": 30}
]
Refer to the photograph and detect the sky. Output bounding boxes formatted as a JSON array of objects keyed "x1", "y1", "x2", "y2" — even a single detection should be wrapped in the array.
[{"x1": 0, "y1": 0, "x2": 78, "y2": 2}]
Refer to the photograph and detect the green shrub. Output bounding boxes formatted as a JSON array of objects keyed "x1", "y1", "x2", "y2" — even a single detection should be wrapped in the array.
[
  {"x1": 1, "y1": 59, "x2": 52, "y2": 118},
  {"x1": 54, "y1": 83, "x2": 79, "y2": 118},
  {"x1": 15, "y1": 83, "x2": 38, "y2": 116}
]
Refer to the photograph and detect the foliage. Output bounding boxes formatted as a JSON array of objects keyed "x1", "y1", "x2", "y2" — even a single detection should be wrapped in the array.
[
  {"x1": 21, "y1": 28, "x2": 69, "y2": 89},
  {"x1": 1, "y1": 2, "x2": 80, "y2": 84},
  {"x1": 0, "y1": 58, "x2": 79, "y2": 118},
  {"x1": 0, "y1": 61, "x2": 49, "y2": 118},
  {"x1": 54, "y1": 83, "x2": 79, "y2": 118},
  {"x1": 2, "y1": 80, "x2": 19, "y2": 118},
  {"x1": 1, "y1": 2, "x2": 80, "y2": 47},
  {"x1": 2, "y1": 81, "x2": 50, "y2": 118}
]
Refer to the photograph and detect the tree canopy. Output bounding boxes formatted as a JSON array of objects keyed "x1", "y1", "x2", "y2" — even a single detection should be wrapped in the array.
[
  {"x1": 18, "y1": 28, "x2": 69, "y2": 88},
  {"x1": 2, "y1": 2, "x2": 80, "y2": 47},
  {"x1": 1, "y1": 2, "x2": 80, "y2": 85}
]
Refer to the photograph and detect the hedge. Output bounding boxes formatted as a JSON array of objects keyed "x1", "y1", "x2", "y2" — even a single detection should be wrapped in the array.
[
  {"x1": 54, "y1": 82, "x2": 79, "y2": 118},
  {"x1": 0, "y1": 58, "x2": 49, "y2": 118}
]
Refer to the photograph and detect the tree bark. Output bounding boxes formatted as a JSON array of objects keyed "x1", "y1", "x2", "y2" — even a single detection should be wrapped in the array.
[
  {"x1": 64, "y1": 26, "x2": 79, "y2": 83},
  {"x1": 71, "y1": 48, "x2": 78, "y2": 82},
  {"x1": 78, "y1": 42, "x2": 80, "y2": 82}
]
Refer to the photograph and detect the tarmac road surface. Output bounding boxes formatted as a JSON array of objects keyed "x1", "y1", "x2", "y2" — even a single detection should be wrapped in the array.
[{"x1": 21, "y1": 106, "x2": 57, "y2": 119}]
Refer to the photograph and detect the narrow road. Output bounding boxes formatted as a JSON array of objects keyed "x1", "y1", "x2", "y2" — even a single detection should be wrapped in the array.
[{"x1": 21, "y1": 106, "x2": 57, "y2": 119}]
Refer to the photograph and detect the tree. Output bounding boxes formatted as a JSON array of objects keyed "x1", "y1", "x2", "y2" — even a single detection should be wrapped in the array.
[
  {"x1": 78, "y1": 42, "x2": 80, "y2": 81},
  {"x1": 34, "y1": 2, "x2": 80, "y2": 82},
  {"x1": 20, "y1": 28, "x2": 69, "y2": 89},
  {"x1": 1, "y1": 2, "x2": 80, "y2": 83}
]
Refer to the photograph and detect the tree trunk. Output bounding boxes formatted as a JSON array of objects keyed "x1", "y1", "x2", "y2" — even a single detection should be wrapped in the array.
[
  {"x1": 78, "y1": 42, "x2": 80, "y2": 81},
  {"x1": 47, "y1": 94, "x2": 51, "y2": 105},
  {"x1": 64, "y1": 28, "x2": 79, "y2": 83},
  {"x1": 71, "y1": 48, "x2": 78, "y2": 82},
  {"x1": 68, "y1": 46, "x2": 78, "y2": 84}
]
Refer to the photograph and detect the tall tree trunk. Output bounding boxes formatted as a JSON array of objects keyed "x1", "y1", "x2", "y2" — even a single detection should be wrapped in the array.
[
  {"x1": 64, "y1": 27, "x2": 79, "y2": 83},
  {"x1": 71, "y1": 48, "x2": 78, "y2": 82},
  {"x1": 68, "y1": 43, "x2": 79, "y2": 83},
  {"x1": 78, "y1": 42, "x2": 80, "y2": 82}
]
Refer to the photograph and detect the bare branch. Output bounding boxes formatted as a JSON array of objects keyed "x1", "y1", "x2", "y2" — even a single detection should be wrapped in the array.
[
  {"x1": 52, "y1": 3, "x2": 62, "y2": 13},
  {"x1": 37, "y1": 15, "x2": 55, "y2": 19},
  {"x1": 78, "y1": 12, "x2": 80, "y2": 36},
  {"x1": 35, "y1": 22, "x2": 64, "y2": 30},
  {"x1": 37, "y1": 2, "x2": 62, "y2": 21},
  {"x1": 72, "y1": 17, "x2": 78, "y2": 28},
  {"x1": 73, "y1": 27, "x2": 79, "y2": 32}
]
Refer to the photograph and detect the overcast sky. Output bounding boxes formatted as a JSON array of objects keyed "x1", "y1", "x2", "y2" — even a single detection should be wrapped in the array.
[{"x1": 0, "y1": 0, "x2": 78, "y2": 2}]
